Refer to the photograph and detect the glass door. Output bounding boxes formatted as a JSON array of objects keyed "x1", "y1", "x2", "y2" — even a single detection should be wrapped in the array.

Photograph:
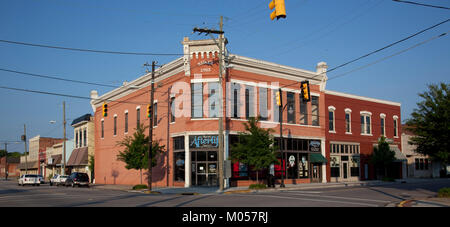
[
  {"x1": 342, "y1": 162, "x2": 348, "y2": 179},
  {"x1": 192, "y1": 151, "x2": 218, "y2": 186}
]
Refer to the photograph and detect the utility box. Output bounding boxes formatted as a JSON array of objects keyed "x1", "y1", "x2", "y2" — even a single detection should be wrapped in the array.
[{"x1": 224, "y1": 160, "x2": 232, "y2": 179}]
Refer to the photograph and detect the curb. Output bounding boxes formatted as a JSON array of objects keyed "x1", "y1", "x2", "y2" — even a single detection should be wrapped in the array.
[{"x1": 397, "y1": 200, "x2": 414, "y2": 207}]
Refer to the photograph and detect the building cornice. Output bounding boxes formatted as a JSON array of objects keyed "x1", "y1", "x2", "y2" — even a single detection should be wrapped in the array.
[
  {"x1": 91, "y1": 57, "x2": 184, "y2": 108},
  {"x1": 228, "y1": 54, "x2": 325, "y2": 85},
  {"x1": 325, "y1": 90, "x2": 401, "y2": 107}
]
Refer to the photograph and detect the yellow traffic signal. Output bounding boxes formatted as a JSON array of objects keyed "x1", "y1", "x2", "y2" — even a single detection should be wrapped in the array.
[
  {"x1": 147, "y1": 104, "x2": 151, "y2": 118},
  {"x1": 276, "y1": 91, "x2": 281, "y2": 106},
  {"x1": 102, "y1": 103, "x2": 108, "y2": 117},
  {"x1": 300, "y1": 81, "x2": 310, "y2": 102},
  {"x1": 269, "y1": 0, "x2": 286, "y2": 20}
]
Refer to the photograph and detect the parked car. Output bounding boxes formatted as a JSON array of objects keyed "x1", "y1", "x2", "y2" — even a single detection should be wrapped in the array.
[
  {"x1": 18, "y1": 174, "x2": 40, "y2": 186},
  {"x1": 37, "y1": 174, "x2": 45, "y2": 184},
  {"x1": 50, "y1": 174, "x2": 59, "y2": 186},
  {"x1": 52, "y1": 175, "x2": 68, "y2": 186},
  {"x1": 65, "y1": 172, "x2": 89, "y2": 187}
]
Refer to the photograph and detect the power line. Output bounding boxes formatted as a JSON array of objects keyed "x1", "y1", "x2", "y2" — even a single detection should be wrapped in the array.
[
  {"x1": 393, "y1": 0, "x2": 450, "y2": 10},
  {"x1": 0, "y1": 39, "x2": 185, "y2": 56},
  {"x1": 327, "y1": 31, "x2": 449, "y2": 82},
  {"x1": 0, "y1": 68, "x2": 118, "y2": 88},
  {"x1": 325, "y1": 18, "x2": 450, "y2": 74}
]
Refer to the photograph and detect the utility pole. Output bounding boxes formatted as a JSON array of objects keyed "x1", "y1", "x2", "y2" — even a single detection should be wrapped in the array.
[
  {"x1": 4, "y1": 143, "x2": 7, "y2": 180},
  {"x1": 63, "y1": 101, "x2": 66, "y2": 176},
  {"x1": 23, "y1": 124, "x2": 28, "y2": 175},
  {"x1": 193, "y1": 16, "x2": 226, "y2": 191},
  {"x1": 148, "y1": 61, "x2": 156, "y2": 191},
  {"x1": 218, "y1": 16, "x2": 225, "y2": 192},
  {"x1": 166, "y1": 86, "x2": 172, "y2": 187}
]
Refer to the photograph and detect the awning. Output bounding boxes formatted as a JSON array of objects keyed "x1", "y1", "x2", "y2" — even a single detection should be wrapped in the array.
[
  {"x1": 391, "y1": 146, "x2": 407, "y2": 162},
  {"x1": 310, "y1": 153, "x2": 327, "y2": 163},
  {"x1": 67, "y1": 147, "x2": 88, "y2": 166},
  {"x1": 18, "y1": 161, "x2": 39, "y2": 170}
]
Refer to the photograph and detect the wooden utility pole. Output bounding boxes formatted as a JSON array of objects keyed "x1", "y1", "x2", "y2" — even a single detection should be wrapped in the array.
[
  {"x1": 23, "y1": 124, "x2": 28, "y2": 175},
  {"x1": 148, "y1": 61, "x2": 156, "y2": 191},
  {"x1": 63, "y1": 101, "x2": 66, "y2": 175},
  {"x1": 166, "y1": 86, "x2": 172, "y2": 187},
  {"x1": 218, "y1": 16, "x2": 225, "y2": 191}
]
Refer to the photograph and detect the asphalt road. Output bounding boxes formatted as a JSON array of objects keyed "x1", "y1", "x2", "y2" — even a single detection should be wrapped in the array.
[{"x1": 0, "y1": 179, "x2": 449, "y2": 207}]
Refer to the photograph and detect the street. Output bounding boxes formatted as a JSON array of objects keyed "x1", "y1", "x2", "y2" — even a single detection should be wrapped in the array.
[{"x1": 1, "y1": 179, "x2": 449, "y2": 207}]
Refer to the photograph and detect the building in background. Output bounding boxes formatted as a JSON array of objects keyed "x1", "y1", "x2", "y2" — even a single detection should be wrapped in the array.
[
  {"x1": 45, "y1": 140, "x2": 74, "y2": 179},
  {"x1": 67, "y1": 114, "x2": 95, "y2": 182},
  {"x1": 19, "y1": 135, "x2": 64, "y2": 176},
  {"x1": 401, "y1": 125, "x2": 441, "y2": 178},
  {"x1": 0, "y1": 156, "x2": 20, "y2": 179}
]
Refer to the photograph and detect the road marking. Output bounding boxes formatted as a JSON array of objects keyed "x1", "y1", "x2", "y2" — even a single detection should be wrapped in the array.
[
  {"x1": 282, "y1": 191, "x2": 392, "y2": 203},
  {"x1": 229, "y1": 194, "x2": 381, "y2": 207}
]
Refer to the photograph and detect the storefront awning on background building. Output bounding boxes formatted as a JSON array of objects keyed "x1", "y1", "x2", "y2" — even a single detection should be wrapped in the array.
[
  {"x1": 392, "y1": 146, "x2": 407, "y2": 162},
  {"x1": 310, "y1": 153, "x2": 327, "y2": 163},
  {"x1": 67, "y1": 147, "x2": 88, "y2": 166},
  {"x1": 18, "y1": 161, "x2": 39, "y2": 170}
]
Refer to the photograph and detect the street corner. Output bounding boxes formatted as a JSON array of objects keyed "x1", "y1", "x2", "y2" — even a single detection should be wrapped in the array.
[{"x1": 397, "y1": 199, "x2": 415, "y2": 207}]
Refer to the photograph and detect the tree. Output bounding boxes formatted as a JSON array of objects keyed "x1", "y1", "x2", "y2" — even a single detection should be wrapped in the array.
[
  {"x1": 230, "y1": 117, "x2": 279, "y2": 184},
  {"x1": 116, "y1": 124, "x2": 165, "y2": 185},
  {"x1": 0, "y1": 150, "x2": 21, "y2": 158},
  {"x1": 370, "y1": 136, "x2": 396, "y2": 179},
  {"x1": 406, "y1": 83, "x2": 450, "y2": 172}
]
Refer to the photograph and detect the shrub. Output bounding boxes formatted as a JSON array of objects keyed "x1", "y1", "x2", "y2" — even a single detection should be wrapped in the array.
[
  {"x1": 249, "y1": 184, "x2": 267, "y2": 190},
  {"x1": 132, "y1": 184, "x2": 148, "y2": 190},
  {"x1": 438, "y1": 188, "x2": 450, "y2": 198}
]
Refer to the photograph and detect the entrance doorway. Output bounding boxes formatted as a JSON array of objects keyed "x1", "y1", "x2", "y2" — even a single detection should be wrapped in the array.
[
  {"x1": 191, "y1": 151, "x2": 218, "y2": 186},
  {"x1": 311, "y1": 163, "x2": 322, "y2": 183}
]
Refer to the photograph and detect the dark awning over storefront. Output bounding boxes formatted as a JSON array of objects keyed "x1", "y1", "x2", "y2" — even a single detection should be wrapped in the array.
[
  {"x1": 67, "y1": 147, "x2": 88, "y2": 166},
  {"x1": 310, "y1": 153, "x2": 327, "y2": 163}
]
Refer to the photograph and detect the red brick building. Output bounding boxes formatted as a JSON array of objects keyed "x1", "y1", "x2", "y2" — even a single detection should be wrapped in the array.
[
  {"x1": 91, "y1": 37, "x2": 403, "y2": 188},
  {"x1": 324, "y1": 90, "x2": 405, "y2": 182}
]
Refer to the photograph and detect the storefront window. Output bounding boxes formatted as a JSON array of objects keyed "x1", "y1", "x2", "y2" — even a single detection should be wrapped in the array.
[{"x1": 174, "y1": 152, "x2": 185, "y2": 182}]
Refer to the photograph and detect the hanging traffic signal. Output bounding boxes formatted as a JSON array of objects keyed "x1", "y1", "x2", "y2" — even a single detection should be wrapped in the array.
[
  {"x1": 147, "y1": 104, "x2": 151, "y2": 118},
  {"x1": 276, "y1": 90, "x2": 282, "y2": 106},
  {"x1": 102, "y1": 103, "x2": 108, "y2": 117},
  {"x1": 300, "y1": 80, "x2": 311, "y2": 102},
  {"x1": 269, "y1": 0, "x2": 286, "y2": 20}
]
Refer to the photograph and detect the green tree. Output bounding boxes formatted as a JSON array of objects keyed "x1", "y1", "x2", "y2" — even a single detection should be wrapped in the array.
[
  {"x1": 0, "y1": 150, "x2": 21, "y2": 158},
  {"x1": 116, "y1": 124, "x2": 165, "y2": 185},
  {"x1": 406, "y1": 83, "x2": 450, "y2": 173},
  {"x1": 370, "y1": 136, "x2": 396, "y2": 179},
  {"x1": 230, "y1": 117, "x2": 279, "y2": 184}
]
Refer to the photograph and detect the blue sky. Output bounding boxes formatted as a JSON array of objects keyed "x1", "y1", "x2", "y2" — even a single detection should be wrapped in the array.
[{"x1": 0, "y1": 0, "x2": 449, "y2": 153}]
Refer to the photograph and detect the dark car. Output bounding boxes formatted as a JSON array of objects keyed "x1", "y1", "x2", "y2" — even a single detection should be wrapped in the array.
[{"x1": 65, "y1": 172, "x2": 90, "y2": 188}]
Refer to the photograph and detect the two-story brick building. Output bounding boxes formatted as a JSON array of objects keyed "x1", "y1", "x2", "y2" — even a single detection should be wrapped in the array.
[
  {"x1": 325, "y1": 90, "x2": 405, "y2": 182},
  {"x1": 91, "y1": 37, "x2": 403, "y2": 188}
]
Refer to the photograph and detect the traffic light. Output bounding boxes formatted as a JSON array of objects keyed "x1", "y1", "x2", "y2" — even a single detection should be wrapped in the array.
[
  {"x1": 102, "y1": 103, "x2": 108, "y2": 117},
  {"x1": 147, "y1": 104, "x2": 151, "y2": 118},
  {"x1": 300, "y1": 80, "x2": 311, "y2": 102},
  {"x1": 276, "y1": 90, "x2": 282, "y2": 106},
  {"x1": 269, "y1": 0, "x2": 286, "y2": 20}
]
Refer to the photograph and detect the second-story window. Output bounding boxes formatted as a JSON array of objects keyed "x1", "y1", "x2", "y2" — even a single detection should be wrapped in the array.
[
  {"x1": 113, "y1": 115, "x2": 117, "y2": 136},
  {"x1": 136, "y1": 107, "x2": 141, "y2": 127},
  {"x1": 393, "y1": 116, "x2": 399, "y2": 137},
  {"x1": 360, "y1": 112, "x2": 372, "y2": 135},
  {"x1": 125, "y1": 112, "x2": 128, "y2": 134},
  {"x1": 153, "y1": 102, "x2": 158, "y2": 127},
  {"x1": 101, "y1": 120, "x2": 104, "y2": 139},
  {"x1": 311, "y1": 96, "x2": 319, "y2": 126},
  {"x1": 287, "y1": 92, "x2": 295, "y2": 124},
  {"x1": 208, "y1": 82, "x2": 219, "y2": 118},
  {"x1": 83, "y1": 128, "x2": 87, "y2": 147},
  {"x1": 245, "y1": 86, "x2": 255, "y2": 119},
  {"x1": 345, "y1": 109, "x2": 352, "y2": 133},
  {"x1": 300, "y1": 98, "x2": 308, "y2": 125},
  {"x1": 191, "y1": 83, "x2": 203, "y2": 118},
  {"x1": 380, "y1": 113, "x2": 386, "y2": 137},
  {"x1": 259, "y1": 87, "x2": 268, "y2": 121},
  {"x1": 170, "y1": 97, "x2": 176, "y2": 123},
  {"x1": 328, "y1": 106, "x2": 336, "y2": 132}
]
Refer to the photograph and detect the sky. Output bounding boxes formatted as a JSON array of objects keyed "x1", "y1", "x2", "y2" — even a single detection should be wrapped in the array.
[{"x1": 0, "y1": 0, "x2": 449, "y2": 154}]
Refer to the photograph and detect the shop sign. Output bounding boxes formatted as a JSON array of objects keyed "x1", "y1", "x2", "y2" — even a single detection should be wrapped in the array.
[
  {"x1": 189, "y1": 135, "x2": 219, "y2": 149},
  {"x1": 309, "y1": 140, "x2": 321, "y2": 152},
  {"x1": 330, "y1": 156, "x2": 340, "y2": 167}
]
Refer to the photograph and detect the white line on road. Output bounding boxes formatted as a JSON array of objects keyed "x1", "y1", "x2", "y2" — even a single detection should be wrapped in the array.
[
  {"x1": 281, "y1": 191, "x2": 392, "y2": 203},
  {"x1": 229, "y1": 193, "x2": 381, "y2": 207}
]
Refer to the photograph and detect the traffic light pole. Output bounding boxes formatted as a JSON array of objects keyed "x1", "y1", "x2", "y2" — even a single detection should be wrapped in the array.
[{"x1": 63, "y1": 101, "x2": 66, "y2": 176}]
